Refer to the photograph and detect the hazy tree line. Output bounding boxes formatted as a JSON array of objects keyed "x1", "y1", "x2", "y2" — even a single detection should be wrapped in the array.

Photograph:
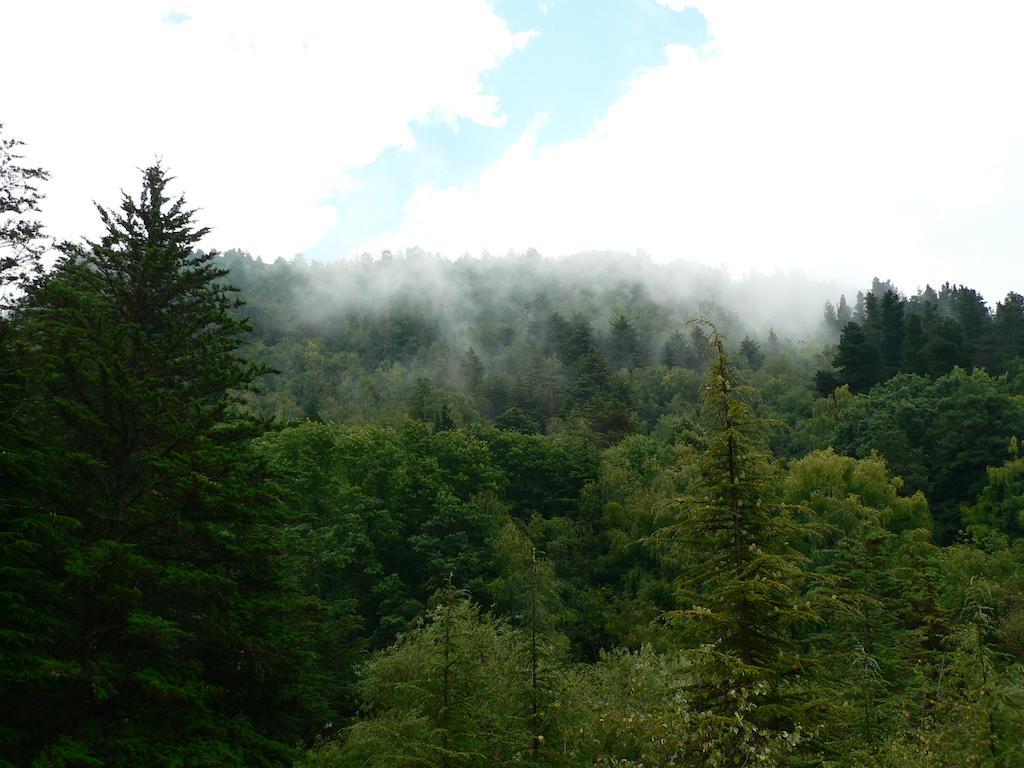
[
  {"x1": 3, "y1": 127, "x2": 1024, "y2": 767},
  {"x1": 218, "y1": 248, "x2": 800, "y2": 443}
]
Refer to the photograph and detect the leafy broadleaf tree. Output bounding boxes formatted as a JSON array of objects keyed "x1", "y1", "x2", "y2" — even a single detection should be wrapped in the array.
[
  {"x1": 15, "y1": 166, "x2": 326, "y2": 766},
  {"x1": 301, "y1": 587, "x2": 533, "y2": 768},
  {"x1": 657, "y1": 325, "x2": 825, "y2": 766}
]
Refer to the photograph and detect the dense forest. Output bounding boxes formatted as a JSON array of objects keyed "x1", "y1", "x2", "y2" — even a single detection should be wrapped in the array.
[{"x1": 3, "y1": 130, "x2": 1024, "y2": 767}]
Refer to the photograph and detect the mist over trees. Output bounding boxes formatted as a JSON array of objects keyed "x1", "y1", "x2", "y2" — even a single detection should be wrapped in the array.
[{"x1": 3, "y1": 132, "x2": 1024, "y2": 767}]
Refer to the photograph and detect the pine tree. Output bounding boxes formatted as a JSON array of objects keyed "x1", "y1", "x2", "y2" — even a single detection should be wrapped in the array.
[
  {"x1": 853, "y1": 291, "x2": 867, "y2": 323},
  {"x1": 834, "y1": 321, "x2": 882, "y2": 392},
  {"x1": 0, "y1": 308, "x2": 80, "y2": 764},
  {"x1": 488, "y1": 522, "x2": 566, "y2": 755},
  {"x1": 0, "y1": 124, "x2": 49, "y2": 305},
  {"x1": 658, "y1": 326, "x2": 823, "y2": 766},
  {"x1": 459, "y1": 347, "x2": 484, "y2": 394},
  {"x1": 823, "y1": 301, "x2": 840, "y2": 331},
  {"x1": 879, "y1": 290, "x2": 905, "y2": 378},
  {"x1": 903, "y1": 314, "x2": 929, "y2": 375},
  {"x1": 16, "y1": 166, "x2": 323, "y2": 766},
  {"x1": 609, "y1": 314, "x2": 644, "y2": 371},
  {"x1": 661, "y1": 329, "x2": 692, "y2": 368},
  {"x1": 925, "y1": 317, "x2": 968, "y2": 375},
  {"x1": 0, "y1": 129, "x2": 72, "y2": 765},
  {"x1": 740, "y1": 336, "x2": 765, "y2": 370},
  {"x1": 689, "y1": 324, "x2": 712, "y2": 368},
  {"x1": 836, "y1": 295, "x2": 852, "y2": 327},
  {"x1": 993, "y1": 293, "x2": 1024, "y2": 370},
  {"x1": 925, "y1": 579, "x2": 1024, "y2": 765}
]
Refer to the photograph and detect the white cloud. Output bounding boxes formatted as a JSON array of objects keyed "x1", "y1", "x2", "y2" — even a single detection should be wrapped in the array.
[
  {"x1": 361, "y1": 1, "x2": 1024, "y2": 301},
  {"x1": 4, "y1": 0, "x2": 532, "y2": 257}
]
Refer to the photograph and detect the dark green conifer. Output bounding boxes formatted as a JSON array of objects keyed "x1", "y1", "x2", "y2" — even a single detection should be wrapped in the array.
[
  {"x1": 879, "y1": 290, "x2": 905, "y2": 378},
  {"x1": 740, "y1": 335, "x2": 765, "y2": 370},
  {"x1": 15, "y1": 166, "x2": 322, "y2": 766},
  {"x1": 661, "y1": 329, "x2": 692, "y2": 368},
  {"x1": 0, "y1": 124, "x2": 49, "y2": 299},
  {"x1": 834, "y1": 321, "x2": 882, "y2": 392}
]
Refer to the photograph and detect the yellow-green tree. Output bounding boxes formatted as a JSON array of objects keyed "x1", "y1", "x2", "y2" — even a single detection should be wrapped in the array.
[{"x1": 658, "y1": 325, "x2": 824, "y2": 766}]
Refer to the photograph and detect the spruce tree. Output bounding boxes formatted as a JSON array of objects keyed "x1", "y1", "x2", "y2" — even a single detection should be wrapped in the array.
[
  {"x1": 658, "y1": 326, "x2": 823, "y2": 766},
  {"x1": 609, "y1": 314, "x2": 644, "y2": 371},
  {"x1": 661, "y1": 329, "x2": 692, "y2": 368},
  {"x1": 488, "y1": 522, "x2": 566, "y2": 755},
  {"x1": 836, "y1": 295, "x2": 852, "y2": 326},
  {"x1": 739, "y1": 336, "x2": 765, "y2": 370},
  {"x1": 0, "y1": 128, "x2": 73, "y2": 765},
  {"x1": 879, "y1": 290, "x2": 905, "y2": 378},
  {"x1": 16, "y1": 166, "x2": 323, "y2": 766},
  {"x1": 903, "y1": 314, "x2": 929, "y2": 375},
  {"x1": 0, "y1": 124, "x2": 49, "y2": 304},
  {"x1": 834, "y1": 321, "x2": 881, "y2": 392}
]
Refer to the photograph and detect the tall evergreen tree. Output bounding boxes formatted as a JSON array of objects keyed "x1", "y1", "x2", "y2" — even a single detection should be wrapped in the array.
[
  {"x1": 689, "y1": 324, "x2": 712, "y2": 368},
  {"x1": 0, "y1": 124, "x2": 49, "y2": 305},
  {"x1": 658, "y1": 326, "x2": 823, "y2": 766},
  {"x1": 487, "y1": 522, "x2": 566, "y2": 755},
  {"x1": 853, "y1": 291, "x2": 867, "y2": 323},
  {"x1": 903, "y1": 314, "x2": 929, "y2": 375},
  {"x1": 739, "y1": 335, "x2": 765, "y2": 370},
  {"x1": 834, "y1": 321, "x2": 881, "y2": 392},
  {"x1": 661, "y1": 329, "x2": 691, "y2": 368},
  {"x1": 864, "y1": 291, "x2": 881, "y2": 334},
  {"x1": 879, "y1": 290, "x2": 905, "y2": 378},
  {"x1": 925, "y1": 317, "x2": 969, "y2": 376},
  {"x1": 14, "y1": 166, "x2": 325, "y2": 766},
  {"x1": 0, "y1": 128, "x2": 70, "y2": 765},
  {"x1": 609, "y1": 314, "x2": 644, "y2": 371},
  {"x1": 993, "y1": 292, "x2": 1024, "y2": 370},
  {"x1": 459, "y1": 347, "x2": 484, "y2": 394},
  {"x1": 823, "y1": 301, "x2": 839, "y2": 331},
  {"x1": 836, "y1": 295, "x2": 852, "y2": 327}
]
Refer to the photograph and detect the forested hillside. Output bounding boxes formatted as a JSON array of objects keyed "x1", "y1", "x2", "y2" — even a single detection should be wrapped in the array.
[{"x1": 4, "y1": 144, "x2": 1024, "y2": 766}]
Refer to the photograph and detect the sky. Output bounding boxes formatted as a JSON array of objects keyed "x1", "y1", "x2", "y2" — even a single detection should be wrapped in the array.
[{"x1": 4, "y1": 0, "x2": 1024, "y2": 302}]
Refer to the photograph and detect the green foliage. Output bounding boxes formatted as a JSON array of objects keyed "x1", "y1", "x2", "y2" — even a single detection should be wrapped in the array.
[
  {"x1": 657, "y1": 328, "x2": 825, "y2": 766},
  {"x1": 739, "y1": 335, "x2": 765, "y2": 370},
  {"x1": 822, "y1": 280, "x2": 1024, "y2": 395},
  {"x1": 785, "y1": 450, "x2": 938, "y2": 755},
  {"x1": 834, "y1": 321, "x2": 881, "y2": 392},
  {"x1": 0, "y1": 123, "x2": 49, "y2": 300},
  {"x1": 965, "y1": 443, "x2": 1024, "y2": 538},
  {"x1": 834, "y1": 369, "x2": 1024, "y2": 541},
  {"x1": 300, "y1": 590, "x2": 534, "y2": 768},
  {"x1": 553, "y1": 647, "x2": 689, "y2": 766},
  {"x1": 909, "y1": 580, "x2": 1024, "y2": 766},
  {"x1": 6, "y1": 156, "x2": 1024, "y2": 767},
  {"x1": 3, "y1": 167, "x2": 324, "y2": 766},
  {"x1": 258, "y1": 420, "x2": 507, "y2": 648}
]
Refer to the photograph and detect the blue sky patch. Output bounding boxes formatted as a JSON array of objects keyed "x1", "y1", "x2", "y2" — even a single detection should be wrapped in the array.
[
  {"x1": 307, "y1": 0, "x2": 707, "y2": 259},
  {"x1": 163, "y1": 10, "x2": 191, "y2": 24}
]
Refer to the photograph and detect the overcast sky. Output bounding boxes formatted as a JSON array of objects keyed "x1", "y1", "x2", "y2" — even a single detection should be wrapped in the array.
[{"x1": 5, "y1": 0, "x2": 1023, "y2": 302}]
